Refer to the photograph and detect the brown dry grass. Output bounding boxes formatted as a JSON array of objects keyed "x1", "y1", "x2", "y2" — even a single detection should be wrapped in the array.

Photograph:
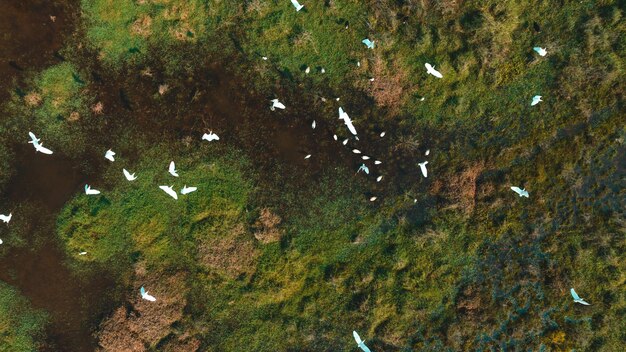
[
  {"x1": 198, "y1": 223, "x2": 259, "y2": 278},
  {"x1": 24, "y1": 92, "x2": 42, "y2": 107},
  {"x1": 357, "y1": 55, "x2": 410, "y2": 114},
  {"x1": 96, "y1": 269, "x2": 191, "y2": 351},
  {"x1": 253, "y1": 208, "x2": 283, "y2": 244},
  {"x1": 433, "y1": 161, "x2": 487, "y2": 213},
  {"x1": 131, "y1": 15, "x2": 152, "y2": 37}
]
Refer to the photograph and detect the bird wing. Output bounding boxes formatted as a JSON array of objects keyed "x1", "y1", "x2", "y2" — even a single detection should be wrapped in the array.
[
  {"x1": 345, "y1": 119, "x2": 357, "y2": 135},
  {"x1": 28, "y1": 132, "x2": 38, "y2": 143},
  {"x1": 510, "y1": 186, "x2": 522, "y2": 195},
  {"x1": 570, "y1": 288, "x2": 580, "y2": 300},
  {"x1": 140, "y1": 287, "x2": 146, "y2": 295},
  {"x1": 358, "y1": 342, "x2": 372, "y2": 352},
  {"x1": 145, "y1": 293, "x2": 156, "y2": 301},
  {"x1": 36, "y1": 144, "x2": 53, "y2": 154},
  {"x1": 123, "y1": 169, "x2": 132, "y2": 180},
  {"x1": 352, "y1": 331, "x2": 362, "y2": 344}
]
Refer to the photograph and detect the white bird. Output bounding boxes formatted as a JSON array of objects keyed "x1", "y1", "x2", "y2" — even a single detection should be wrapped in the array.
[
  {"x1": 84, "y1": 185, "x2": 101, "y2": 195},
  {"x1": 123, "y1": 168, "x2": 137, "y2": 181},
  {"x1": 305, "y1": 66, "x2": 310, "y2": 74},
  {"x1": 343, "y1": 139, "x2": 349, "y2": 145},
  {"x1": 0, "y1": 239, "x2": 3, "y2": 244},
  {"x1": 357, "y1": 164, "x2": 369, "y2": 174},
  {"x1": 369, "y1": 197, "x2": 377, "y2": 202},
  {"x1": 353, "y1": 331, "x2": 372, "y2": 352},
  {"x1": 376, "y1": 176, "x2": 383, "y2": 182},
  {"x1": 168, "y1": 161, "x2": 179, "y2": 177},
  {"x1": 418, "y1": 161, "x2": 429, "y2": 178},
  {"x1": 425, "y1": 149, "x2": 430, "y2": 156},
  {"x1": 425, "y1": 63, "x2": 443, "y2": 78},
  {"x1": 362, "y1": 39, "x2": 374, "y2": 49},
  {"x1": 79, "y1": 251, "x2": 87, "y2": 255},
  {"x1": 181, "y1": 185, "x2": 197, "y2": 195},
  {"x1": 362, "y1": 156, "x2": 370, "y2": 160},
  {"x1": 374, "y1": 160, "x2": 382, "y2": 165},
  {"x1": 262, "y1": 56, "x2": 268, "y2": 60},
  {"x1": 352, "y1": 149, "x2": 361, "y2": 154},
  {"x1": 140, "y1": 286, "x2": 157, "y2": 302},
  {"x1": 0, "y1": 213, "x2": 12, "y2": 224},
  {"x1": 510, "y1": 186, "x2": 529, "y2": 198},
  {"x1": 338, "y1": 107, "x2": 357, "y2": 135},
  {"x1": 290, "y1": 0, "x2": 304, "y2": 11},
  {"x1": 570, "y1": 288, "x2": 590, "y2": 306},
  {"x1": 304, "y1": 154, "x2": 311, "y2": 159},
  {"x1": 321, "y1": 68, "x2": 326, "y2": 73},
  {"x1": 533, "y1": 47, "x2": 547, "y2": 56},
  {"x1": 28, "y1": 132, "x2": 53, "y2": 154},
  {"x1": 270, "y1": 99, "x2": 286, "y2": 111},
  {"x1": 202, "y1": 131, "x2": 220, "y2": 142},
  {"x1": 312, "y1": 120, "x2": 316, "y2": 129},
  {"x1": 104, "y1": 149, "x2": 116, "y2": 162},
  {"x1": 159, "y1": 185, "x2": 178, "y2": 199},
  {"x1": 531, "y1": 95, "x2": 542, "y2": 106},
  {"x1": 380, "y1": 132, "x2": 386, "y2": 137},
  {"x1": 333, "y1": 134, "x2": 338, "y2": 141}
]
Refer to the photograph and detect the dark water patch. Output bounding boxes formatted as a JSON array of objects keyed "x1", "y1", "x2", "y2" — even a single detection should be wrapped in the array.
[
  {"x1": 0, "y1": 0, "x2": 77, "y2": 100},
  {"x1": 0, "y1": 145, "x2": 117, "y2": 352}
]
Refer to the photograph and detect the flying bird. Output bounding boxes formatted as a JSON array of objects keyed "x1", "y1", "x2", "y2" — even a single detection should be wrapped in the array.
[
  {"x1": 425, "y1": 63, "x2": 443, "y2": 78},
  {"x1": 338, "y1": 107, "x2": 358, "y2": 135},
  {"x1": 28, "y1": 132, "x2": 53, "y2": 154},
  {"x1": 270, "y1": 99, "x2": 286, "y2": 111},
  {"x1": 159, "y1": 185, "x2": 178, "y2": 199},
  {"x1": 181, "y1": 185, "x2": 197, "y2": 195},
  {"x1": 418, "y1": 161, "x2": 429, "y2": 178},
  {"x1": 357, "y1": 164, "x2": 369, "y2": 174},
  {"x1": 531, "y1": 95, "x2": 542, "y2": 106},
  {"x1": 140, "y1": 286, "x2": 157, "y2": 302},
  {"x1": 123, "y1": 168, "x2": 137, "y2": 181},
  {"x1": 202, "y1": 131, "x2": 219, "y2": 142},
  {"x1": 510, "y1": 186, "x2": 529, "y2": 198},
  {"x1": 353, "y1": 331, "x2": 372, "y2": 352},
  {"x1": 84, "y1": 185, "x2": 101, "y2": 195},
  {"x1": 570, "y1": 288, "x2": 590, "y2": 305},
  {"x1": 0, "y1": 213, "x2": 12, "y2": 224},
  {"x1": 168, "y1": 161, "x2": 179, "y2": 177},
  {"x1": 290, "y1": 0, "x2": 304, "y2": 11},
  {"x1": 533, "y1": 47, "x2": 547, "y2": 56},
  {"x1": 104, "y1": 149, "x2": 115, "y2": 162},
  {"x1": 362, "y1": 39, "x2": 374, "y2": 49}
]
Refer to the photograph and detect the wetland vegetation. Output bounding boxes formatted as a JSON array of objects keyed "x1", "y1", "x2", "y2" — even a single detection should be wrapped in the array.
[{"x1": 0, "y1": 0, "x2": 624, "y2": 351}]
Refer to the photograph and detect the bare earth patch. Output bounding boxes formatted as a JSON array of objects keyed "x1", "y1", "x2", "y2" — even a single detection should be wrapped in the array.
[{"x1": 253, "y1": 208, "x2": 283, "y2": 244}]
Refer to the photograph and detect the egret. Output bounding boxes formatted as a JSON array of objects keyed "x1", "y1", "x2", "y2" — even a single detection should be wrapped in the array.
[
  {"x1": 123, "y1": 168, "x2": 137, "y2": 181},
  {"x1": 357, "y1": 61, "x2": 361, "y2": 67},
  {"x1": 374, "y1": 160, "x2": 382, "y2": 165},
  {"x1": 28, "y1": 132, "x2": 53, "y2": 154},
  {"x1": 369, "y1": 78, "x2": 375, "y2": 82},
  {"x1": 418, "y1": 161, "x2": 429, "y2": 178},
  {"x1": 362, "y1": 156, "x2": 370, "y2": 160},
  {"x1": 425, "y1": 63, "x2": 443, "y2": 78},
  {"x1": 357, "y1": 164, "x2": 369, "y2": 174},
  {"x1": 339, "y1": 107, "x2": 358, "y2": 135},
  {"x1": 380, "y1": 132, "x2": 386, "y2": 137},
  {"x1": 0, "y1": 239, "x2": 3, "y2": 244},
  {"x1": 104, "y1": 149, "x2": 115, "y2": 162},
  {"x1": 362, "y1": 39, "x2": 375, "y2": 49},
  {"x1": 270, "y1": 99, "x2": 286, "y2": 111},
  {"x1": 533, "y1": 47, "x2": 547, "y2": 56},
  {"x1": 333, "y1": 134, "x2": 338, "y2": 141},
  {"x1": 321, "y1": 68, "x2": 326, "y2": 73},
  {"x1": 369, "y1": 197, "x2": 377, "y2": 202},
  {"x1": 262, "y1": 56, "x2": 268, "y2": 60},
  {"x1": 202, "y1": 131, "x2": 219, "y2": 142},
  {"x1": 290, "y1": 0, "x2": 304, "y2": 11},
  {"x1": 352, "y1": 149, "x2": 361, "y2": 154},
  {"x1": 425, "y1": 149, "x2": 430, "y2": 156},
  {"x1": 181, "y1": 185, "x2": 197, "y2": 195},
  {"x1": 343, "y1": 139, "x2": 349, "y2": 145},
  {"x1": 85, "y1": 185, "x2": 101, "y2": 195},
  {"x1": 79, "y1": 251, "x2": 87, "y2": 255},
  {"x1": 312, "y1": 120, "x2": 316, "y2": 129},
  {"x1": 353, "y1": 331, "x2": 372, "y2": 352},
  {"x1": 0, "y1": 213, "x2": 12, "y2": 224},
  {"x1": 168, "y1": 161, "x2": 179, "y2": 177},
  {"x1": 510, "y1": 186, "x2": 529, "y2": 198},
  {"x1": 377, "y1": 176, "x2": 383, "y2": 182},
  {"x1": 531, "y1": 95, "x2": 542, "y2": 106},
  {"x1": 304, "y1": 154, "x2": 311, "y2": 159},
  {"x1": 140, "y1": 286, "x2": 157, "y2": 302},
  {"x1": 305, "y1": 67, "x2": 310, "y2": 74},
  {"x1": 159, "y1": 185, "x2": 178, "y2": 199},
  {"x1": 570, "y1": 288, "x2": 590, "y2": 305}
]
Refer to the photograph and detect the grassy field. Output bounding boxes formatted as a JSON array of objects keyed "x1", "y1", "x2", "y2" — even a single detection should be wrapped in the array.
[
  {"x1": 0, "y1": 0, "x2": 623, "y2": 351},
  {"x1": 0, "y1": 282, "x2": 48, "y2": 352}
]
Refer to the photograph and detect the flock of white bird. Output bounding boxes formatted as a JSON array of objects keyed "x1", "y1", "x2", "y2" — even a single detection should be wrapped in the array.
[{"x1": 0, "y1": 3, "x2": 588, "y2": 350}]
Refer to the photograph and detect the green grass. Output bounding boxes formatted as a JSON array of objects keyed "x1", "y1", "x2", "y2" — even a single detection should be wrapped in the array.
[{"x1": 0, "y1": 282, "x2": 48, "y2": 352}]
